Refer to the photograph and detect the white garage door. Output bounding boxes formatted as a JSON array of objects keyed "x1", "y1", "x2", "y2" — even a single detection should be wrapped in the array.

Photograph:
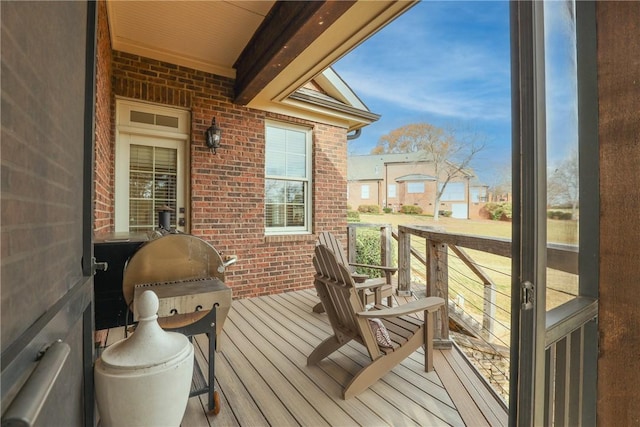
[{"x1": 451, "y1": 203, "x2": 468, "y2": 219}]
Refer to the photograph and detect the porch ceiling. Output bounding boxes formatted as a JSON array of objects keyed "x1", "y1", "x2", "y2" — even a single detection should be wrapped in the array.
[
  {"x1": 107, "y1": 1, "x2": 416, "y2": 111},
  {"x1": 106, "y1": 1, "x2": 274, "y2": 80}
]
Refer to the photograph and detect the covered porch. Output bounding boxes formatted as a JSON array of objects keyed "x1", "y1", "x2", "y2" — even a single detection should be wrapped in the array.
[{"x1": 100, "y1": 289, "x2": 507, "y2": 426}]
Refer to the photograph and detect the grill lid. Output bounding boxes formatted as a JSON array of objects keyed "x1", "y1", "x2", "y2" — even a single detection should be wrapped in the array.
[{"x1": 122, "y1": 234, "x2": 225, "y2": 308}]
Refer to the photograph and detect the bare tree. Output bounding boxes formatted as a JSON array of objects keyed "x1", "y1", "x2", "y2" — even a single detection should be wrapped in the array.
[
  {"x1": 548, "y1": 148, "x2": 579, "y2": 219},
  {"x1": 372, "y1": 123, "x2": 486, "y2": 220},
  {"x1": 487, "y1": 162, "x2": 512, "y2": 201}
]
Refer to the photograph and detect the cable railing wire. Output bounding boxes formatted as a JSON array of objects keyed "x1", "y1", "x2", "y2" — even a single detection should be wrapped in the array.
[
  {"x1": 437, "y1": 246, "x2": 512, "y2": 299},
  {"x1": 448, "y1": 302, "x2": 511, "y2": 371},
  {"x1": 434, "y1": 245, "x2": 511, "y2": 278},
  {"x1": 400, "y1": 234, "x2": 512, "y2": 400},
  {"x1": 447, "y1": 278, "x2": 512, "y2": 343},
  {"x1": 448, "y1": 299, "x2": 511, "y2": 381},
  {"x1": 445, "y1": 259, "x2": 513, "y2": 333},
  {"x1": 445, "y1": 263, "x2": 512, "y2": 318},
  {"x1": 439, "y1": 244, "x2": 579, "y2": 299}
]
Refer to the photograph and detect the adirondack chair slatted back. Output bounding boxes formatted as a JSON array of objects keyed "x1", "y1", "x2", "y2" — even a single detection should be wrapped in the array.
[
  {"x1": 317, "y1": 231, "x2": 354, "y2": 274},
  {"x1": 313, "y1": 245, "x2": 382, "y2": 359}
]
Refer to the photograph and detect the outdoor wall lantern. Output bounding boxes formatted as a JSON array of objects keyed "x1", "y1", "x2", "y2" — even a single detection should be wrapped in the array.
[{"x1": 205, "y1": 117, "x2": 222, "y2": 154}]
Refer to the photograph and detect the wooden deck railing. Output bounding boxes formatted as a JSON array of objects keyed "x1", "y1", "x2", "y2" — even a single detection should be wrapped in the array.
[
  {"x1": 347, "y1": 223, "x2": 597, "y2": 418},
  {"x1": 396, "y1": 225, "x2": 580, "y2": 344}
]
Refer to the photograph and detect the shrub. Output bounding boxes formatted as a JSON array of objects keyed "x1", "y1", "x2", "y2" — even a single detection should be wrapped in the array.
[
  {"x1": 502, "y1": 203, "x2": 513, "y2": 219},
  {"x1": 347, "y1": 210, "x2": 360, "y2": 222},
  {"x1": 485, "y1": 202, "x2": 512, "y2": 221},
  {"x1": 357, "y1": 204, "x2": 381, "y2": 214},
  {"x1": 547, "y1": 210, "x2": 574, "y2": 220},
  {"x1": 561, "y1": 212, "x2": 573, "y2": 220},
  {"x1": 354, "y1": 229, "x2": 395, "y2": 278},
  {"x1": 439, "y1": 210, "x2": 452, "y2": 217},
  {"x1": 400, "y1": 205, "x2": 423, "y2": 215},
  {"x1": 382, "y1": 207, "x2": 393, "y2": 214}
]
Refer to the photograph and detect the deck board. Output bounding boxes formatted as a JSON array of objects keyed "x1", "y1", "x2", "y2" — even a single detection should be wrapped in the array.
[
  {"x1": 99, "y1": 289, "x2": 508, "y2": 426},
  {"x1": 268, "y1": 292, "x2": 463, "y2": 425}
]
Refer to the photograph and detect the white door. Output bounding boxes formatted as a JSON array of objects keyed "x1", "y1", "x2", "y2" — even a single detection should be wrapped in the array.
[{"x1": 115, "y1": 100, "x2": 189, "y2": 233}]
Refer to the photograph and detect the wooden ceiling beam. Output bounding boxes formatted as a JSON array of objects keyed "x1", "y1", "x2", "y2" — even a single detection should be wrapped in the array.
[{"x1": 233, "y1": 0, "x2": 356, "y2": 105}]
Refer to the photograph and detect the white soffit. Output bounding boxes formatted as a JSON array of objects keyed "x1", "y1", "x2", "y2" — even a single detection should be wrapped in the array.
[{"x1": 107, "y1": 1, "x2": 275, "y2": 78}]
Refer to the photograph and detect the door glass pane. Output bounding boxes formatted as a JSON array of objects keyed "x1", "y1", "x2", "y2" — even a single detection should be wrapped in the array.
[
  {"x1": 129, "y1": 144, "x2": 178, "y2": 231},
  {"x1": 544, "y1": 0, "x2": 579, "y2": 308}
]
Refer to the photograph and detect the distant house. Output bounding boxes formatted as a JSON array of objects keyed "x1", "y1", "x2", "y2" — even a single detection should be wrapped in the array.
[{"x1": 348, "y1": 152, "x2": 488, "y2": 219}]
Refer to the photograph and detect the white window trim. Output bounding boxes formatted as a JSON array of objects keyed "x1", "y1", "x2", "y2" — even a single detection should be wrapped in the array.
[
  {"x1": 407, "y1": 181, "x2": 425, "y2": 194},
  {"x1": 439, "y1": 182, "x2": 466, "y2": 201},
  {"x1": 114, "y1": 99, "x2": 190, "y2": 233},
  {"x1": 265, "y1": 120, "x2": 313, "y2": 236},
  {"x1": 361, "y1": 184, "x2": 370, "y2": 199},
  {"x1": 388, "y1": 183, "x2": 397, "y2": 198}
]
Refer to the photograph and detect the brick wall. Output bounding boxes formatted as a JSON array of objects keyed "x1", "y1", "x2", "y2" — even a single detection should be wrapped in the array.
[
  {"x1": 347, "y1": 180, "x2": 382, "y2": 211},
  {"x1": 95, "y1": 6, "x2": 348, "y2": 298},
  {"x1": 94, "y1": 0, "x2": 113, "y2": 233}
]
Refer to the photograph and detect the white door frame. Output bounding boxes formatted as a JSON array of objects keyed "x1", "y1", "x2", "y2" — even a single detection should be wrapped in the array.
[{"x1": 114, "y1": 99, "x2": 190, "y2": 233}]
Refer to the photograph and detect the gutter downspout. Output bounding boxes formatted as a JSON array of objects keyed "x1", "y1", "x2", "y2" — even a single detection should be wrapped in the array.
[{"x1": 347, "y1": 129, "x2": 361, "y2": 140}]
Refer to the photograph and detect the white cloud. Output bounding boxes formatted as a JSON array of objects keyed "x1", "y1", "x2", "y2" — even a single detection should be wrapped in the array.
[{"x1": 334, "y1": 1, "x2": 511, "y2": 123}]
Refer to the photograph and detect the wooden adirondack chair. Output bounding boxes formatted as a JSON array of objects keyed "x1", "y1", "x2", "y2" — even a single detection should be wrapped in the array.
[
  {"x1": 309, "y1": 244, "x2": 445, "y2": 399},
  {"x1": 312, "y1": 231, "x2": 396, "y2": 313}
]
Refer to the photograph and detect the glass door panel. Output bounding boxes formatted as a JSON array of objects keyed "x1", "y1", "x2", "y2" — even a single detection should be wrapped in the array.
[{"x1": 544, "y1": 0, "x2": 580, "y2": 309}]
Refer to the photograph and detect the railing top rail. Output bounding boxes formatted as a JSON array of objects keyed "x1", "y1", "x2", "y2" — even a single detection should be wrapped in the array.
[
  {"x1": 398, "y1": 224, "x2": 578, "y2": 274},
  {"x1": 347, "y1": 223, "x2": 393, "y2": 229},
  {"x1": 399, "y1": 225, "x2": 512, "y2": 257},
  {"x1": 545, "y1": 297, "x2": 598, "y2": 347}
]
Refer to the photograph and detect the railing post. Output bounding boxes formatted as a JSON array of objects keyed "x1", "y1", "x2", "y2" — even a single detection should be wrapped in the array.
[
  {"x1": 380, "y1": 225, "x2": 391, "y2": 268},
  {"x1": 483, "y1": 282, "x2": 496, "y2": 343},
  {"x1": 426, "y1": 239, "x2": 451, "y2": 348},
  {"x1": 397, "y1": 227, "x2": 412, "y2": 296},
  {"x1": 347, "y1": 226, "x2": 357, "y2": 264}
]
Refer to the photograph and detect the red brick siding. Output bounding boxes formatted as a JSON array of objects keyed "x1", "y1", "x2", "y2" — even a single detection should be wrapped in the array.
[
  {"x1": 95, "y1": 19, "x2": 348, "y2": 297},
  {"x1": 94, "y1": 0, "x2": 113, "y2": 233}
]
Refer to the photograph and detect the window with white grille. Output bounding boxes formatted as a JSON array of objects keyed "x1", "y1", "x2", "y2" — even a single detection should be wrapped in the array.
[
  {"x1": 407, "y1": 182, "x2": 424, "y2": 194},
  {"x1": 128, "y1": 145, "x2": 178, "y2": 232},
  {"x1": 265, "y1": 121, "x2": 312, "y2": 234}
]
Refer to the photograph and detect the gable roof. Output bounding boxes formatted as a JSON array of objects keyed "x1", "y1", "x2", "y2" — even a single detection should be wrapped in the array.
[
  {"x1": 348, "y1": 151, "x2": 478, "y2": 182},
  {"x1": 285, "y1": 67, "x2": 381, "y2": 131},
  {"x1": 348, "y1": 152, "x2": 436, "y2": 181}
]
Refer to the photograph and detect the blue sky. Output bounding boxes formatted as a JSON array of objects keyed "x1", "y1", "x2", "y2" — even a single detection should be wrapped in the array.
[{"x1": 333, "y1": 1, "x2": 512, "y2": 186}]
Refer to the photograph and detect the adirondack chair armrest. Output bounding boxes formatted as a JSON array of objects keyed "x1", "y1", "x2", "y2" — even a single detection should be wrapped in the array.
[
  {"x1": 348, "y1": 263, "x2": 398, "y2": 275},
  {"x1": 356, "y1": 297, "x2": 445, "y2": 318},
  {"x1": 354, "y1": 279, "x2": 387, "y2": 291}
]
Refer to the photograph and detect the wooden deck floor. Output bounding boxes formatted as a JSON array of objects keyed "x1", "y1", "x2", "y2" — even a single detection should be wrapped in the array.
[{"x1": 100, "y1": 289, "x2": 508, "y2": 426}]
